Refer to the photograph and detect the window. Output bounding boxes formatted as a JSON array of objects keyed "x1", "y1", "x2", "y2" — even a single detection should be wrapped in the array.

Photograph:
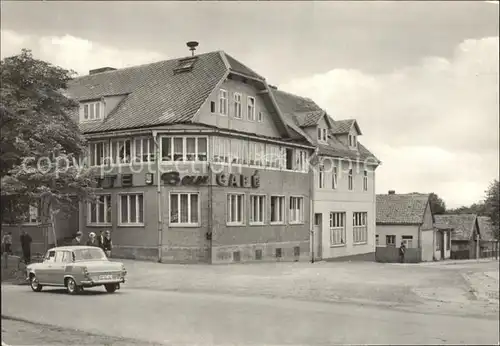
[
  {"x1": 285, "y1": 148, "x2": 293, "y2": 170},
  {"x1": 250, "y1": 195, "x2": 265, "y2": 224},
  {"x1": 436, "y1": 233, "x2": 441, "y2": 251},
  {"x1": 332, "y1": 166, "x2": 338, "y2": 189},
  {"x1": 386, "y1": 235, "x2": 396, "y2": 247},
  {"x1": 295, "y1": 149, "x2": 308, "y2": 172},
  {"x1": 210, "y1": 101, "x2": 216, "y2": 113},
  {"x1": 161, "y1": 136, "x2": 207, "y2": 162},
  {"x1": 134, "y1": 137, "x2": 155, "y2": 163},
  {"x1": 363, "y1": 170, "x2": 368, "y2": 191},
  {"x1": 81, "y1": 101, "x2": 102, "y2": 122},
  {"x1": 447, "y1": 231, "x2": 451, "y2": 250},
  {"x1": 170, "y1": 193, "x2": 199, "y2": 226},
  {"x1": 323, "y1": 129, "x2": 327, "y2": 141},
  {"x1": 289, "y1": 196, "x2": 304, "y2": 224},
  {"x1": 402, "y1": 235, "x2": 413, "y2": 248},
  {"x1": 219, "y1": 89, "x2": 228, "y2": 115},
  {"x1": 258, "y1": 111, "x2": 263, "y2": 122},
  {"x1": 353, "y1": 212, "x2": 368, "y2": 244},
  {"x1": 227, "y1": 194, "x2": 245, "y2": 225},
  {"x1": 233, "y1": 93, "x2": 242, "y2": 118},
  {"x1": 317, "y1": 128, "x2": 321, "y2": 140},
  {"x1": 247, "y1": 96, "x2": 255, "y2": 121},
  {"x1": 249, "y1": 142, "x2": 265, "y2": 166},
  {"x1": 348, "y1": 134, "x2": 357, "y2": 148},
  {"x1": 89, "y1": 141, "x2": 109, "y2": 166},
  {"x1": 26, "y1": 205, "x2": 38, "y2": 224},
  {"x1": 318, "y1": 165, "x2": 325, "y2": 188},
  {"x1": 376, "y1": 234, "x2": 379, "y2": 246},
  {"x1": 270, "y1": 196, "x2": 285, "y2": 224},
  {"x1": 318, "y1": 128, "x2": 327, "y2": 142},
  {"x1": 88, "y1": 195, "x2": 112, "y2": 225},
  {"x1": 265, "y1": 144, "x2": 282, "y2": 168},
  {"x1": 111, "y1": 139, "x2": 131, "y2": 164},
  {"x1": 212, "y1": 137, "x2": 230, "y2": 163},
  {"x1": 329, "y1": 212, "x2": 346, "y2": 246},
  {"x1": 119, "y1": 193, "x2": 144, "y2": 225},
  {"x1": 348, "y1": 169, "x2": 353, "y2": 190}
]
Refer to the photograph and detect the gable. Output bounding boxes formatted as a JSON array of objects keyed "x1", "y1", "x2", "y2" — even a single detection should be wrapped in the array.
[{"x1": 421, "y1": 201, "x2": 434, "y2": 230}]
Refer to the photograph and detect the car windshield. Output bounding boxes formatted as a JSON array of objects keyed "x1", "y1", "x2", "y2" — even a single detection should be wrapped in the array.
[{"x1": 72, "y1": 248, "x2": 107, "y2": 262}]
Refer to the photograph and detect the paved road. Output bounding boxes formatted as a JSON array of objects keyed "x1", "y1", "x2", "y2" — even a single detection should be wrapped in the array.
[{"x1": 2, "y1": 285, "x2": 498, "y2": 345}]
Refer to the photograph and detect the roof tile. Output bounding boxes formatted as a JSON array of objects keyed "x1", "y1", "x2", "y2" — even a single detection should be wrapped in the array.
[
  {"x1": 434, "y1": 214, "x2": 478, "y2": 241},
  {"x1": 376, "y1": 193, "x2": 430, "y2": 225}
]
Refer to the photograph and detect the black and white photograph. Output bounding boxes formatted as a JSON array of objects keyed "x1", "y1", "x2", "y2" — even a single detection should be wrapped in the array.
[{"x1": 0, "y1": 1, "x2": 499, "y2": 345}]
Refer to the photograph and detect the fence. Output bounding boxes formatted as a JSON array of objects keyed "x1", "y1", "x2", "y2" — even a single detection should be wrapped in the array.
[
  {"x1": 451, "y1": 250, "x2": 470, "y2": 260},
  {"x1": 375, "y1": 246, "x2": 421, "y2": 263}
]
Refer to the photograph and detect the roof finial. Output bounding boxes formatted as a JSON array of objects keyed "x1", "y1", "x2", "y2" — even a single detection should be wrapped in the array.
[{"x1": 186, "y1": 41, "x2": 199, "y2": 56}]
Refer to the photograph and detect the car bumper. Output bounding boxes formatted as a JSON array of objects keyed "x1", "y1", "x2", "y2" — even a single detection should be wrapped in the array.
[{"x1": 80, "y1": 277, "x2": 126, "y2": 287}]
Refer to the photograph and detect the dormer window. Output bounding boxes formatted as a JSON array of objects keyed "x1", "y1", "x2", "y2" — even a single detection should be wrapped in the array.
[
  {"x1": 173, "y1": 57, "x2": 197, "y2": 74},
  {"x1": 81, "y1": 101, "x2": 103, "y2": 122},
  {"x1": 348, "y1": 134, "x2": 357, "y2": 148},
  {"x1": 317, "y1": 128, "x2": 327, "y2": 142}
]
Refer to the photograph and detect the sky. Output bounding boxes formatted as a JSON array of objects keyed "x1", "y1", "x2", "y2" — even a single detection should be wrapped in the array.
[{"x1": 1, "y1": 1, "x2": 499, "y2": 208}]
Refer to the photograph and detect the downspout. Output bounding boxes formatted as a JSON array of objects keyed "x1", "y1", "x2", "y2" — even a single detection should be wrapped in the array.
[
  {"x1": 153, "y1": 131, "x2": 163, "y2": 263},
  {"x1": 417, "y1": 225, "x2": 421, "y2": 262},
  {"x1": 207, "y1": 160, "x2": 213, "y2": 264},
  {"x1": 310, "y1": 149, "x2": 317, "y2": 263}
]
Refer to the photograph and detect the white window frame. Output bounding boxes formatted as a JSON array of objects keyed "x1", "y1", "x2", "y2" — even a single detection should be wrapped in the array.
[
  {"x1": 348, "y1": 134, "x2": 357, "y2": 148},
  {"x1": 247, "y1": 96, "x2": 256, "y2": 121},
  {"x1": 332, "y1": 166, "x2": 338, "y2": 189},
  {"x1": 219, "y1": 89, "x2": 228, "y2": 116},
  {"x1": 81, "y1": 101, "x2": 103, "y2": 122},
  {"x1": 295, "y1": 149, "x2": 308, "y2": 173},
  {"x1": 353, "y1": 212, "x2": 368, "y2": 244},
  {"x1": 133, "y1": 137, "x2": 156, "y2": 163},
  {"x1": 87, "y1": 194, "x2": 112, "y2": 226},
  {"x1": 233, "y1": 92, "x2": 242, "y2": 119},
  {"x1": 363, "y1": 170, "x2": 368, "y2": 191},
  {"x1": 257, "y1": 111, "x2": 264, "y2": 122},
  {"x1": 402, "y1": 235, "x2": 413, "y2": 248},
  {"x1": 270, "y1": 195, "x2": 285, "y2": 225},
  {"x1": 249, "y1": 141, "x2": 265, "y2": 167},
  {"x1": 110, "y1": 138, "x2": 132, "y2": 165},
  {"x1": 322, "y1": 129, "x2": 327, "y2": 141},
  {"x1": 330, "y1": 212, "x2": 346, "y2": 246},
  {"x1": 318, "y1": 165, "x2": 325, "y2": 188},
  {"x1": 22, "y1": 204, "x2": 39, "y2": 225},
  {"x1": 169, "y1": 192, "x2": 200, "y2": 227},
  {"x1": 386, "y1": 235, "x2": 396, "y2": 247},
  {"x1": 227, "y1": 193, "x2": 245, "y2": 226},
  {"x1": 161, "y1": 136, "x2": 208, "y2": 162},
  {"x1": 249, "y1": 194, "x2": 266, "y2": 225},
  {"x1": 88, "y1": 140, "x2": 110, "y2": 167},
  {"x1": 289, "y1": 196, "x2": 304, "y2": 224},
  {"x1": 118, "y1": 193, "x2": 145, "y2": 226},
  {"x1": 348, "y1": 169, "x2": 353, "y2": 191}
]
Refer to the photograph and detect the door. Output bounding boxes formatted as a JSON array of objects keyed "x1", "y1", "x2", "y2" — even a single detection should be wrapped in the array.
[
  {"x1": 440, "y1": 231, "x2": 445, "y2": 260},
  {"x1": 312, "y1": 213, "x2": 322, "y2": 261},
  {"x1": 46, "y1": 250, "x2": 66, "y2": 285}
]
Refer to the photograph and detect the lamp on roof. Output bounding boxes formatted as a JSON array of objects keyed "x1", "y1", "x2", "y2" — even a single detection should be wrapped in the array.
[{"x1": 187, "y1": 41, "x2": 199, "y2": 56}]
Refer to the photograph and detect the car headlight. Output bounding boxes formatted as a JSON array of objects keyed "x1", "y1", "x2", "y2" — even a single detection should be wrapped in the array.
[{"x1": 121, "y1": 264, "x2": 127, "y2": 276}]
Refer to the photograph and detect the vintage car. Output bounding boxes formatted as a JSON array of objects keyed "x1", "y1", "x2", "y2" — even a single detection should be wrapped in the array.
[{"x1": 26, "y1": 245, "x2": 127, "y2": 294}]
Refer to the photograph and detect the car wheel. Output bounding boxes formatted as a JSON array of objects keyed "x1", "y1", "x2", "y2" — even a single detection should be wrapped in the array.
[
  {"x1": 30, "y1": 275, "x2": 43, "y2": 292},
  {"x1": 65, "y1": 278, "x2": 79, "y2": 295},
  {"x1": 104, "y1": 284, "x2": 117, "y2": 293}
]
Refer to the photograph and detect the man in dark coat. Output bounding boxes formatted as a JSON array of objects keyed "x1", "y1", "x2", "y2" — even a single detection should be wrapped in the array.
[
  {"x1": 102, "y1": 230, "x2": 112, "y2": 257},
  {"x1": 399, "y1": 241, "x2": 406, "y2": 263},
  {"x1": 20, "y1": 230, "x2": 33, "y2": 264},
  {"x1": 72, "y1": 231, "x2": 83, "y2": 246}
]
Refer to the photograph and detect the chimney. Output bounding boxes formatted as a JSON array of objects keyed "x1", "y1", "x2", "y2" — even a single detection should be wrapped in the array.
[
  {"x1": 388, "y1": 190, "x2": 396, "y2": 195},
  {"x1": 186, "y1": 41, "x2": 199, "y2": 56},
  {"x1": 89, "y1": 67, "x2": 117, "y2": 75}
]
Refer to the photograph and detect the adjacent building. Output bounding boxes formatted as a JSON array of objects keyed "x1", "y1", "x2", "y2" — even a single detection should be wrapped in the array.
[
  {"x1": 434, "y1": 214, "x2": 481, "y2": 260},
  {"x1": 375, "y1": 191, "x2": 451, "y2": 262}
]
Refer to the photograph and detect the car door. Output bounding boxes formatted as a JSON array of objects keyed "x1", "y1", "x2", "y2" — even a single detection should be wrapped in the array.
[
  {"x1": 47, "y1": 250, "x2": 66, "y2": 285},
  {"x1": 37, "y1": 250, "x2": 55, "y2": 283}
]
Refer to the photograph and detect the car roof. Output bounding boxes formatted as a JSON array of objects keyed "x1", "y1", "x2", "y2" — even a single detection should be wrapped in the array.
[{"x1": 47, "y1": 246, "x2": 99, "y2": 252}]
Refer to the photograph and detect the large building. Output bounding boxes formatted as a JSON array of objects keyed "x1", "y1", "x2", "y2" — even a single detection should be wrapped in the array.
[{"x1": 60, "y1": 46, "x2": 379, "y2": 264}]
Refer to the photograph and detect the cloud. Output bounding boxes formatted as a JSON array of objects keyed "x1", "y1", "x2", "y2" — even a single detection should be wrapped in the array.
[
  {"x1": 1, "y1": 29, "x2": 165, "y2": 76},
  {"x1": 280, "y1": 36, "x2": 499, "y2": 208}
]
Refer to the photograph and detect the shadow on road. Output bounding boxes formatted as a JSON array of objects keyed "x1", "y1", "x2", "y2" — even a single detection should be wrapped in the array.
[{"x1": 37, "y1": 288, "x2": 123, "y2": 296}]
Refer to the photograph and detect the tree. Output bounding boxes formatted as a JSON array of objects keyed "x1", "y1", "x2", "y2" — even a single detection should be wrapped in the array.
[
  {"x1": 484, "y1": 179, "x2": 499, "y2": 240},
  {"x1": 0, "y1": 49, "x2": 96, "y2": 243},
  {"x1": 429, "y1": 192, "x2": 446, "y2": 215},
  {"x1": 446, "y1": 202, "x2": 487, "y2": 215}
]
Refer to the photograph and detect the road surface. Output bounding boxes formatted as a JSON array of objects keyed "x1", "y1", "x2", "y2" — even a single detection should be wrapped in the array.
[{"x1": 2, "y1": 284, "x2": 498, "y2": 345}]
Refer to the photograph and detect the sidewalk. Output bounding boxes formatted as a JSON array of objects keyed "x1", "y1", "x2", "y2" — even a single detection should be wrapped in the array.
[{"x1": 391, "y1": 258, "x2": 499, "y2": 267}]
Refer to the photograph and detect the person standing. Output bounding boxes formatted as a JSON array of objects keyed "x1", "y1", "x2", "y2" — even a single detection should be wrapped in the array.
[
  {"x1": 72, "y1": 231, "x2": 83, "y2": 246},
  {"x1": 2, "y1": 232, "x2": 13, "y2": 255},
  {"x1": 98, "y1": 230, "x2": 105, "y2": 250},
  {"x1": 86, "y1": 232, "x2": 99, "y2": 247},
  {"x1": 20, "y1": 230, "x2": 32, "y2": 264},
  {"x1": 102, "y1": 230, "x2": 113, "y2": 257},
  {"x1": 399, "y1": 241, "x2": 406, "y2": 263}
]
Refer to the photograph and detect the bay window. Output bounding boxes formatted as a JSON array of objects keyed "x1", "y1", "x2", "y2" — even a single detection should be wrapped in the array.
[{"x1": 161, "y1": 136, "x2": 208, "y2": 162}]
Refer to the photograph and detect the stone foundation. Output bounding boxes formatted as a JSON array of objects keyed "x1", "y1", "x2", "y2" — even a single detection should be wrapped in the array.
[{"x1": 212, "y1": 241, "x2": 310, "y2": 264}]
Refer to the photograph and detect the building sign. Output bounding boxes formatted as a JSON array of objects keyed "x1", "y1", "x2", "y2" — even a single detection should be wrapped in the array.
[
  {"x1": 215, "y1": 171, "x2": 260, "y2": 188},
  {"x1": 161, "y1": 171, "x2": 208, "y2": 186}
]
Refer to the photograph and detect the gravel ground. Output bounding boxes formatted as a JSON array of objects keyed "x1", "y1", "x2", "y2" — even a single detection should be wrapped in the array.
[{"x1": 1, "y1": 317, "x2": 163, "y2": 346}]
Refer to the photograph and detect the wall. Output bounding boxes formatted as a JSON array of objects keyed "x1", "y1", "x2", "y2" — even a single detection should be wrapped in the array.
[
  {"x1": 375, "y1": 247, "x2": 421, "y2": 263},
  {"x1": 211, "y1": 164, "x2": 311, "y2": 264},
  {"x1": 420, "y1": 229, "x2": 435, "y2": 262},
  {"x1": 196, "y1": 77, "x2": 283, "y2": 138},
  {"x1": 376, "y1": 225, "x2": 419, "y2": 247},
  {"x1": 421, "y1": 202, "x2": 434, "y2": 231}
]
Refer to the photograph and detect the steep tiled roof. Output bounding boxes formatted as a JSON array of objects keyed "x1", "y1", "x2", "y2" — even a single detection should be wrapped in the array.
[
  {"x1": 272, "y1": 89, "x2": 323, "y2": 117},
  {"x1": 224, "y1": 53, "x2": 265, "y2": 80},
  {"x1": 331, "y1": 119, "x2": 354, "y2": 134},
  {"x1": 68, "y1": 51, "x2": 227, "y2": 133},
  {"x1": 434, "y1": 214, "x2": 477, "y2": 241},
  {"x1": 318, "y1": 139, "x2": 378, "y2": 163},
  {"x1": 376, "y1": 193, "x2": 430, "y2": 225},
  {"x1": 294, "y1": 110, "x2": 325, "y2": 127},
  {"x1": 477, "y1": 216, "x2": 496, "y2": 241}
]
